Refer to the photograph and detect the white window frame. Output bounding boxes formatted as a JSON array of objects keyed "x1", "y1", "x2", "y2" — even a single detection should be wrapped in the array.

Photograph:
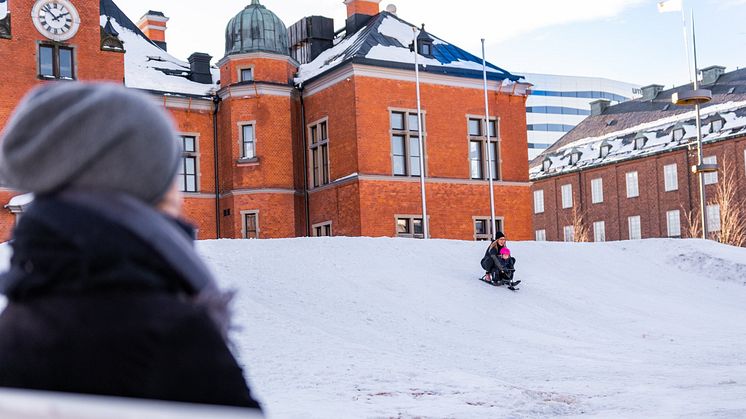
[
  {"x1": 473, "y1": 216, "x2": 503, "y2": 241},
  {"x1": 626, "y1": 171, "x2": 639, "y2": 198},
  {"x1": 591, "y1": 178, "x2": 603, "y2": 204},
  {"x1": 534, "y1": 189, "x2": 544, "y2": 214},
  {"x1": 467, "y1": 115, "x2": 499, "y2": 180},
  {"x1": 706, "y1": 204, "x2": 721, "y2": 232},
  {"x1": 666, "y1": 210, "x2": 681, "y2": 237},
  {"x1": 238, "y1": 121, "x2": 257, "y2": 161},
  {"x1": 663, "y1": 164, "x2": 678, "y2": 192},
  {"x1": 396, "y1": 214, "x2": 429, "y2": 239},
  {"x1": 535, "y1": 229, "x2": 546, "y2": 241},
  {"x1": 312, "y1": 221, "x2": 333, "y2": 237},
  {"x1": 703, "y1": 156, "x2": 718, "y2": 185},
  {"x1": 561, "y1": 184, "x2": 573, "y2": 209},
  {"x1": 593, "y1": 221, "x2": 606, "y2": 242},
  {"x1": 178, "y1": 134, "x2": 199, "y2": 193},
  {"x1": 563, "y1": 225, "x2": 574, "y2": 242},
  {"x1": 241, "y1": 210, "x2": 260, "y2": 239},
  {"x1": 238, "y1": 66, "x2": 254, "y2": 82},
  {"x1": 628, "y1": 215, "x2": 641, "y2": 240},
  {"x1": 391, "y1": 109, "x2": 427, "y2": 177},
  {"x1": 309, "y1": 118, "x2": 330, "y2": 188}
]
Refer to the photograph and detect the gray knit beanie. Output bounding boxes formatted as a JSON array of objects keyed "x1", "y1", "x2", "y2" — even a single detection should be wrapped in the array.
[{"x1": 0, "y1": 82, "x2": 181, "y2": 205}]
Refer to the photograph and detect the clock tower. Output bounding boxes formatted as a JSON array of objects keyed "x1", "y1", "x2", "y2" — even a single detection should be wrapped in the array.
[{"x1": 0, "y1": 0, "x2": 127, "y2": 239}]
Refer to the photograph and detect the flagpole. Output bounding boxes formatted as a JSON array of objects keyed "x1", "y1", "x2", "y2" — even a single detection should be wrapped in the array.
[
  {"x1": 481, "y1": 39, "x2": 497, "y2": 239},
  {"x1": 690, "y1": 11, "x2": 707, "y2": 239},
  {"x1": 413, "y1": 27, "x2": 429, "y2": 239},
  {"x1": 680, "y1": 4, "x2": 693, "y2": 83}
]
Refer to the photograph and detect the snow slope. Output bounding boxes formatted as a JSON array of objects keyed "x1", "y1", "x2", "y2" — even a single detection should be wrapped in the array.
[
  {"x1": 197, "y1": 238, "x2": 746, "y2": 418},
  {"x1": 2, "y1": 238, "x2": 746, "y2": 417}
]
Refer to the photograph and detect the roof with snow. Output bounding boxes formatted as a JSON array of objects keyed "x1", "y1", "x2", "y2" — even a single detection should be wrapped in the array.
[
  {"x1": 296, "y1": 12, "x2": 521, "y2": 85},
  {"x1": 99, "y1": 0, "x2": 218, "y2": 97},
  {"x1": 530, "y1": 68, "x2": 746, "y2": 180}
]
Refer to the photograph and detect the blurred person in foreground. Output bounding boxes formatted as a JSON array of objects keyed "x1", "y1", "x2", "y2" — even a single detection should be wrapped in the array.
[{"x1": 0, "y1": 82, "x2": 262, "y2": 410}]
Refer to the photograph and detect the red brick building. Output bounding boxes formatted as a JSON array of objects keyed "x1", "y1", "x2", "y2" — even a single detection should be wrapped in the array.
[
  {"x1": 0, "y1": 0, "x2": 533, "y2": 241},
  {"x1": 530, "y1": 67, "x2": 746, "y2": 243}
]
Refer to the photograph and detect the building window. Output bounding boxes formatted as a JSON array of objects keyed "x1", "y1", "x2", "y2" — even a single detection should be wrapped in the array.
[
  {"x1": 178, "y1": 135, "x2": 198, "y2": 192},
  {"x1": 534, "y1": 190, "x2": 544, "y2": 214},
  {"x1": 561, "y1": 184, "x2": 573, "y2": 209},
  {"x1": 593, "y1": 221, "x2": 606, "y2": 242},
  {"x1": 474, "y1": 217, "x2": 503, "y2": 241},
  {"x1": 309, "y1": 119, "x2": 330, "y2": 187},
  {"x1": 628, "y1": 215, "x2": 641, "y2": 240},
  {"x1": 710, "y1": 118, "x2": 724, "y2": 133},
  {"x1": 39, "y1": 44, "x2": 75, "y2": 79},
  {"x1": 242, "y1": 211, "x2": 259, "y2": 239},
  {"x1": 626, "y1": 171, "x2": 639, "y2": 198},
  {"x1": 706, "y1": 204, "x2": 721, "y2": 232},
  {"x1": 563, "y1": 225, "x2": 574, "y2": 242},
  {"x1": 591, "y1": 178, "x2": 603, "y2": 204},
  {"x1": 542, "y1": 159, "x2": 552, "y2": 172},
  {"x1": 535, "y1": 229, "x2": 546, "y2": 241},
  {"x1": 391, "y1": 111, "x2": 425, "y2": 177},
  {"x1": 468, "y1": 117, "x2": 498, "y2": 180},
  {"x1": 663, "y1": 164, "x2": 678, "y2": 192},
  {"x1": 666, "y1": 210, "x2": 681, "y2": 237},
  {"x1": 312, "y1": 221, "x2": 332, "y2": 237},
  {"x1": 396, "y1": 216, "x2": 425, "y2": 239},
  {"x1": 703, "y1": 156, "x2": 718, "y2": 185},
  {"x1": 239, "y1": 124, "x2": 256, "y2": 160},
  {"x1": 599, "y1": 144, "x2": 612, "y2": 158},
  {"x1": 634, "y1": 137, "x2": 646, "y2": 150},
  {"x1": 240, "y1": 67, "x2": 253, "y2": 82},
  {"x1": 672, "y1": 128, "x2": 685, "y2": 141},
  {"x1": 0, "y1": 3, "x2": 11, "y2": 39}
]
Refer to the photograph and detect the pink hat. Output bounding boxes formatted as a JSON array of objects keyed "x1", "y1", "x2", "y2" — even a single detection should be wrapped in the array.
[{"x1": 499, "y1": 247, "x2": 511, "y2": 255}]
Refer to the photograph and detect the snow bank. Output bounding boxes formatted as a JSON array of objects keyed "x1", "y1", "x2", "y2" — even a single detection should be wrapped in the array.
[
  {"x1": 197, "y1": 237, "x2": 746, "y2": 418},
  {"x1": 1, "y1": 237, "x2": 746, "y2": 417}
]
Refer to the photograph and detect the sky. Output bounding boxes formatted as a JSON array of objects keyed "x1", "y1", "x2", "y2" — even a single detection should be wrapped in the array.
[{"x1": 117, "y1": 0, "x2": 746, "y2": 88}]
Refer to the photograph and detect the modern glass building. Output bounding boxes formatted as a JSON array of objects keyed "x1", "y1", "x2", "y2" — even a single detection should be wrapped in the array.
[{"x1": 522, "y1": 73, "x2": 640, "y2": 160}]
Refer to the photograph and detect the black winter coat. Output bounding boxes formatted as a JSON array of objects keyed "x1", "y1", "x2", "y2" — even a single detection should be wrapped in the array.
[{"x1": 0, "y1": 198, "x2": 261, "y2": 409}]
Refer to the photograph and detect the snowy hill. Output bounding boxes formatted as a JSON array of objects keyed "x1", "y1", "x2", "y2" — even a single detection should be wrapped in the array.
[{"x1": 2, "y1": 238, "x2": 746, "y2": 417}]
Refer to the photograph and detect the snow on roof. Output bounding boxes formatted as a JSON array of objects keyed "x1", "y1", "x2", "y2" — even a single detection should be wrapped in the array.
[
  {"x1": 530, "y1": 100, "x2": 746, "y2": 179},
  {"x1": 6, "y1": 193, "x2": 33, "y2": 208},
  {"x1": 98, "y1": 16, "x2": 219, "y2": 97},
  {"x1": 296, "y1": 13, "x2": 519, "y2": 85}
]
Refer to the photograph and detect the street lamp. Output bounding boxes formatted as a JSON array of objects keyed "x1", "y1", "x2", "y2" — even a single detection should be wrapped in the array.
[{"x1": 671, "y1": 12, "x2": 714, "y2": 240}]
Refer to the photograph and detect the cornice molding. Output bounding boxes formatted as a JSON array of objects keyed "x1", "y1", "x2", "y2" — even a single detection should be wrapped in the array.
[
  {"x1": 217, "y1": 52, "x2": 300, "y2": 68},
  {"x1": 303, "y1": 63, "x2": 530, "y2": 98}
]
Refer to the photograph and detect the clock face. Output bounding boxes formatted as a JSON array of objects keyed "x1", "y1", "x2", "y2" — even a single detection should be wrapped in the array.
[{"x1": 32, "y1": 0, "x2": 80, "y2": 41}]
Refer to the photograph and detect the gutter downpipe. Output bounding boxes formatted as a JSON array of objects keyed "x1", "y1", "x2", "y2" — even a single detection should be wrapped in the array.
[
  {"x1": 299, "y1": 87, "x2": 311, "y2": 236},
  {"x1": 212, "y1": 94, "x2": 222, "y2": 238}
]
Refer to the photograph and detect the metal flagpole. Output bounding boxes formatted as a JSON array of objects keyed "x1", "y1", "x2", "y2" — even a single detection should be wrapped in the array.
[
  {"x1": 680, "y1": 5, "x2": 693, "y2": 83},
  {"x1": 481, "y1": 39, "x2": 497, "y2": 239},
  {"x1": 413, "y1": 27, "x2": 428, "y2": 239},
  {"x1": 691, "y1": 11, "x2": 707, "y2": 239}
]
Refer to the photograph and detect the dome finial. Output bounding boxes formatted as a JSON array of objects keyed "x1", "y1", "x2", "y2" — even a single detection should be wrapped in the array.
[{"x1": 251, "y1": 0, "x2": 261, "y2": 4}]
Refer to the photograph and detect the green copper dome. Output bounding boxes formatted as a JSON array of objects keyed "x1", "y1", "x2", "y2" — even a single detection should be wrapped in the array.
[{"x1": 225, "y1": 0, "x2": 289, "y2": 56}]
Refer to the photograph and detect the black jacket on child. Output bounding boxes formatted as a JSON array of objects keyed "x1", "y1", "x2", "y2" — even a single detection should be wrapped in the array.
[{"x1": 0, "y1": 195, "x2": 261, "y2": 409}]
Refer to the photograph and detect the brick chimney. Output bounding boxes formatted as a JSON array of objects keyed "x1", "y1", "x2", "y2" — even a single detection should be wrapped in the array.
[
  {"x1": 590, "y1": 99, "x2": 611, "y2": 116},
  {"x1": 700, "y1": 65, "x2": 725, "y2": 85},
  {"x1": 345, "y1": 0, "x2": 381, "y2": 17},
  {"x1": 640, "y1": 84, "x2": 664, "y2": 101},
  {"x1": 344, "y1": 0, "x2": 381, "y2": 34},
  {"x1": 137, "y1": 10, "x2": 169, "y2": 51}
]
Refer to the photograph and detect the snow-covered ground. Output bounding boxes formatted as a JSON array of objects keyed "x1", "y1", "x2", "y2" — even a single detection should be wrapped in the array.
[{"x1": 2, "y1": 238, "x2": 746, "y2": 418}]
